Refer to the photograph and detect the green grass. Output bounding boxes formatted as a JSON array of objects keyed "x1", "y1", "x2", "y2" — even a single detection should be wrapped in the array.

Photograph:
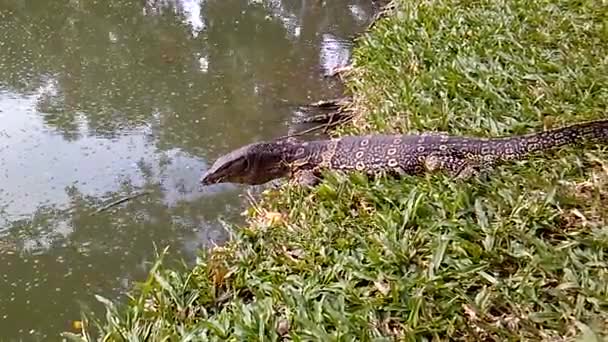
[{"x1": 65, "y1": 0, "x2": 608, "y2": 340}]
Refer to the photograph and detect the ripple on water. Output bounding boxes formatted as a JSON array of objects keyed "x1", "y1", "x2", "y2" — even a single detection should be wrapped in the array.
[
  {"x1": 0, "y1": 91, "x2": 225, "y2": 221},
  {"x1": 0, "y1": 0, "x2": 377, "y2": 339}
]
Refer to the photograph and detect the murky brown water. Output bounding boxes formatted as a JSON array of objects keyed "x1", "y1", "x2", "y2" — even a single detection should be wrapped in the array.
[{"x1": 0, "y1": 0, "x2": 376, "y2": 339}]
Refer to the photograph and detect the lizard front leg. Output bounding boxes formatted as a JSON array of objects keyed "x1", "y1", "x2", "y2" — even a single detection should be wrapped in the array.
[
  {"x1": 286, "y1": 156, "x2": 322, "y2": 187},
  {"x1": 289, "y1": 169, "x2": 322, "y2": 187}
]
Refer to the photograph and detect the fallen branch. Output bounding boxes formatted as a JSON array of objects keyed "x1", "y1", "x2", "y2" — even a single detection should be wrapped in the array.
[
  {"x1": 94, "y1": 190, "x2": 152, "y2": 215},
  {"x1": 298, "y1": 96, "x2": 352, "y2": 111},
  {"x1": 324, "y1": 64, "x2": 354, "y2": 78},
  {"x1": 276, "y1": 122, "x2": 332, "y2": 141},
  {"x1": 295, "y1": 110, "x2": 353, "y2": 126},
  {"x1": 275, "y1": 111, "x2": 355, "y2": 142}
]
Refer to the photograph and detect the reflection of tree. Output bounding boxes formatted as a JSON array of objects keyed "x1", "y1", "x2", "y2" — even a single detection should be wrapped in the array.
[
  {"x1": 0, "y1": 176, "x2": 234, "y2": 337},
  {"x1": 1, "y1": 153, "x2": 236, "y2": 260},
  {"x1": 0, "y1": 0, "x2": 374, "y2": 156},
  {"x1": 0, "y1": 0, "x2": 377, "y2": 286},
  {"x1": 0, "y1": 1, "x2": 377, "y2": 338}
]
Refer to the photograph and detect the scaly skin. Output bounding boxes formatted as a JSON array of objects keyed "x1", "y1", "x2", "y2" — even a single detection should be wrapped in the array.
[{"x1": 200, "y1": 119, "x2": 608, "y2": 186}]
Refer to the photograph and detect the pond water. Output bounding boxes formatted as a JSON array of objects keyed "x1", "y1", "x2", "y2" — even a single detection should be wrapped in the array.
[{"x1": 0, "y1": 0, "x2": 377, "y2": 339}]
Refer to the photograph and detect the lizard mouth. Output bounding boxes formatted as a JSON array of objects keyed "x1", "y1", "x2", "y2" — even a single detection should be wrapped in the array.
[{"x1": 200, "y1": 173, "x2": 220, "y2": 185}]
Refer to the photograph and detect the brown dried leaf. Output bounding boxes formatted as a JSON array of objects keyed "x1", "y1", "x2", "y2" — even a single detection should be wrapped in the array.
[
  {"x1": 462, "y1": 303, "x2": 478, "y2": 321},
  {"x1": 374, "y1": 280, "x2": 390, "y2": 296}
]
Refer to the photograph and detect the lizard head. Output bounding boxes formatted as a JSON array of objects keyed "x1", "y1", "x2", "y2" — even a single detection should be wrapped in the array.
[{"x1": 200, "y1": 141, "x2": 294, "y2": 186}]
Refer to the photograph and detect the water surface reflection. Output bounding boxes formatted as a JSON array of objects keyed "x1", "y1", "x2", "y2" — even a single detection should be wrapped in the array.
[{"x1": 0, "y1": 0, "x2": 375, "y2": 338}]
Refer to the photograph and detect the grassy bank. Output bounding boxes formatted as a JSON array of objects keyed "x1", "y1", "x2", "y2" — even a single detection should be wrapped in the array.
[{"x1": 67, "y1": 0, "x2": 608, "y2": 340}]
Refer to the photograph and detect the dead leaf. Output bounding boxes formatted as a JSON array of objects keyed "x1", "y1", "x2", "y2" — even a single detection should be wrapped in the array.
[
  {"x1": 264, "y1": 211, "x2": 284, "y2": 226},
  {"x1": 374, "y1": 281, "x2": 390, "y2": 296},
  {"x1": 72, "y1": 320, "x2": 83, "y2": 330},
  {"x1": 277, "y1": 319, "x2": 290, "y2": 336},
  {"x1": 462, "y1": 304, "x2": 478, "y2": 321}
]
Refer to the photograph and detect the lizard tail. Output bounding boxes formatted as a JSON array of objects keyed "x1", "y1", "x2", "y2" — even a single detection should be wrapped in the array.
[{"x1": 517, "y1": 119, "x2": 608, "y2": 153}]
